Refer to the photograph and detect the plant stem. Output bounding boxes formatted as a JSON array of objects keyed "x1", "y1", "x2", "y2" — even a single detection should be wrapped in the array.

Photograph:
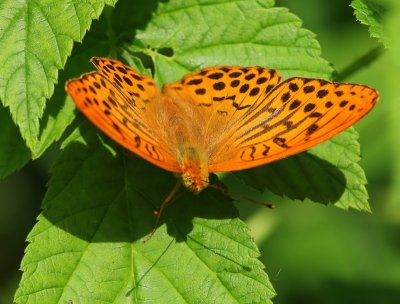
[{"x1": 336, "y1": 45, "x2": 384, "y2": 81}]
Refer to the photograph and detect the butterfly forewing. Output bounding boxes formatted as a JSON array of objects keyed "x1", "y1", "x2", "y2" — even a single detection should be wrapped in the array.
[
  {"x1": 208, "y1": 77, "x2": 378, "y2": 171},
  {"x1": 66, "y1": 68, "x2": 181, "y2": 172}
]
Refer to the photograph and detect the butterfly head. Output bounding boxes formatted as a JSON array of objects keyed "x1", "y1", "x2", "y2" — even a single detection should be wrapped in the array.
[
  {"x1": 179, "y1": 147, "x2": 209, "y2": 193},
  {"x1": 182, "y1": 172, "x2": 209, "y2": 194}
]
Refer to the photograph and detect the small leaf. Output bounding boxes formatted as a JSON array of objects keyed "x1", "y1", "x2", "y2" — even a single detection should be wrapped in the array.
[{"x1": 351, "y1": 0, "x2": 389, "y2": 47}]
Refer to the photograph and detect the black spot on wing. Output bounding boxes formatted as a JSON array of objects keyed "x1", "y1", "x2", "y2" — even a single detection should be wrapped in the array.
[
  {"x1": 195, "y1": 88, "x2": 206, "y2": 95},
  {"x1": 289, "y1": 82, "x2": 299, "y2": 92},
  {"x1": 289, "y1": 100, "x2": 301, "y2": 110},
  {"x1": 281, "y1": 92, "x2": 290, "y2": 103},
  {"x1": 307, "y1": 124, "x2": 319, "y2": 135},
  {"x1": 229, "y1": 71, "x2": 242, "y2": 78},
  {"x1": 265, "y1": 85, "x2": 274, "y2": 94},
  {"x1": 208, "y1": 72, "x2": 224, "y2": 80},
  {"x1": 249, "y1": 87, "x2": 260, "y2": 97},
  {"x1": 187, "y1": 78, "x2": 203, "y2": 85},
  {"x1": 257, "y1": 77, "x2": 268, "y2": 85},
  {"x1": 262, "y1": 145, "x2": 270, "y2": 156},
  {"x1": 117, "y1": 66, "x2": 127, "y2": 74},
  {"x1": 123, "y1": 76, "x2": 133, "y2": 86},
  {"x1": 303, "y1": 85, "x2": 315, "y2": 93},
  {"x1": 240, "y1": 84, "x2": 250, "y2": 93},
  {"x1": 213, "y1": 82, "x2": 226, "y2": 91},
  {"x1": 304, "y1": 103, "x2": 315, "y2": 112},
  {"x1": 245, "y1": 73, "x2": 256, "y2": 81},
  {"x1": 317, "y1": 89, "x2": 329, "y2": 98},
  {"x1": 273, "y1": 137, "x2": 288, "y2": 148},
  {"x1": 231, "y1": 80, "x2": 240, "y2": 88}
]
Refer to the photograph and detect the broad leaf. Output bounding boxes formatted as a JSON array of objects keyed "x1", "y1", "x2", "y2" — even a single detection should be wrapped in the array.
[
  {"x1": 0, "y1": 0, "x2": 116, "y2": 152},
  {"x1": 15, "y1": 124, "x2": 275, "y2": 304},
  {"x1": 133, "y1": 0, "x2": 370, "y2": 211},
  {"x1": 15, "y1": 0, "x2": 376, "y2": 302},
  {"x1": 233, "y1": 128, "x2": 370, "y2": 211}
]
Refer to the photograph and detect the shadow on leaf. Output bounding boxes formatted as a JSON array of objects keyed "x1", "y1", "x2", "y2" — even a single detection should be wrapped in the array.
[
  {"x1": 234, "y1": 152, "x2": 346, "y2": 205},
  {"x1": 41, "y1": 124, "x2": 237, "y2": 245}
]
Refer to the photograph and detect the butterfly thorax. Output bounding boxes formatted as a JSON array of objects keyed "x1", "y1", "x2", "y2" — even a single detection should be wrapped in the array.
[{"x1": 179, "y1": 147, "x2": 209, "y2": 193}]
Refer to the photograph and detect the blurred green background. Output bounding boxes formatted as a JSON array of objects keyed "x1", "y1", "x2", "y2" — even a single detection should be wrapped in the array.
[{"x1": 1, "y1": 0, "x2": 398, "y2": 303}]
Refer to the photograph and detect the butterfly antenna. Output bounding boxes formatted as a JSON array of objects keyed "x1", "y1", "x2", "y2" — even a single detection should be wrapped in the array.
[
  {"x1": 144, "y1": 180, "x2": 183, "y2": 242},
  {"x1": 208, "y1": 183, "x2": 275, "y2": 209}
]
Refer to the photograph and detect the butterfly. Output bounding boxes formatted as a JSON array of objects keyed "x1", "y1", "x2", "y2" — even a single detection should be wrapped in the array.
[{"x1": 65, "y1": 57, "x2": 378, "y2": 193}]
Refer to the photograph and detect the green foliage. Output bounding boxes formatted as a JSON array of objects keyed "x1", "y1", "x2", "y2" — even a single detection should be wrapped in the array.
[
  {"x1": 15, "y1": 124, "x2": 274, "y2": 303},
  {"x1": 233, "y1": 128, "x2": 370, "y2": 212},
  {"x1": 132, "y1": 0, "x2": 332, "y2": 80},
  {"x1": 351, "y1": 0, "x2": 389, "y2": 46},
  {"x1": 0, "y1": 0, "x2": 116, "y2": 155},
  {"x1": 0, "y1": 0, "x2": 385, "y2": 303},
  {"x1": 0, "y1": 106, "x2": 31, "y2": 179},
  {"x1": 385, "y1": 0, "x2": 400, "y2": 216}
]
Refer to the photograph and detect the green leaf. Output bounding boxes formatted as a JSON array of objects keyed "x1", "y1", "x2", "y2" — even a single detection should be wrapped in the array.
[
  {"x1": 0, "y1": 0, "x2": 116, "y2": 151},
  {"x1": 132, "y1": 0, "x2": 369, "y2": 211},
  {"x1": 351, "y1": 0, "x2": 389, "y2": 47},
  {"x1": 135, "y1": 0, "x2": 332, "y2": 80},
  {"x1": 16, "y1": 0, "x2": 377, "y2": 301},
  {"x1": 308, "y1": 129, "x2": 369, "y2": 211},
  {"x1": 15, "y1": 123, "x2": 275, "y2": 304},
  {"x1": 0, "y1": 105, "x2": 31, "y2": 179},
  {"x1": 232, "y1": 128, "x2": 370, "y2": 212},
  {"x1": 385, "y1": 0, "x2": 400, "y2": 218},
  {"x1": 30, "y1": 46, "x2": 106, "y2": 158}
]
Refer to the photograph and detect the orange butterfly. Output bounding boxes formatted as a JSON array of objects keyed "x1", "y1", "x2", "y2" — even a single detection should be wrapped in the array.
[{"x1": 66, "y1": 57, "x2": 378, "y2": 193}]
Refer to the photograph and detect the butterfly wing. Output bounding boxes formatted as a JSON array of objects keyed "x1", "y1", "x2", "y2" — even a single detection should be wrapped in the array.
[
  {"x1": 209, "y1": 77, "x2": 379, "y2": 171},
  {"x1": 65, "y1": 58, "x2": 181, "y2": 172},
  {"x1": 164, "y1": 66, "x2": 378, "y2": 172}
]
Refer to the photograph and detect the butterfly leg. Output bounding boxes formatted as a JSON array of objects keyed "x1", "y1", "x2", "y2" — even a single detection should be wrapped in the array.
[
  {"x1": 144, "y1": 180, "x2": 183, "y2": 242},
  {"x1": 208, "y1": 184, "x2": 275, "y2": 209}
]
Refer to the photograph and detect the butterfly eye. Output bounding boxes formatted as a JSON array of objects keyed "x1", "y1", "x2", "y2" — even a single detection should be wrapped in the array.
[{"x1": 182, "y1": 175, "x2": 195, "y2": 191}]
